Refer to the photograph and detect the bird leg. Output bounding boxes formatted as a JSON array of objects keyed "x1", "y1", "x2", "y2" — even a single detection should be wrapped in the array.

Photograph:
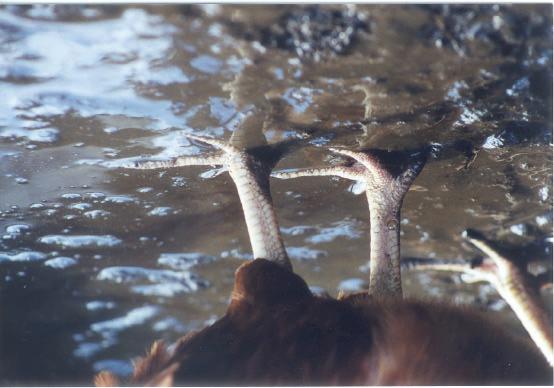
[
  {"x1": 273, "y1": 147, "x2": 428, "y2": 299},
  {"x1": 125, "y1": 133, "x2": 291, "y2": 271},
  {"x1": 403, "y1": 229, "x2": 554, "y2": 366}
]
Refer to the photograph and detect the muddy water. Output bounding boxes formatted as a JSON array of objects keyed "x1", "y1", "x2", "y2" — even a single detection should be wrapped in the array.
[{"x1": 0, "y1": 4, "x2": 552, "y2": 385}]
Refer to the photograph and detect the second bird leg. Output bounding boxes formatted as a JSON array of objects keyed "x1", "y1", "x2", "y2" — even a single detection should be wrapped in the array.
[
  {"x1": 273, "y1": 147, "x2": 428, "y2": 299},
  {"x1": 402, "y1": 229, "x2": 554, "y2": 366}
]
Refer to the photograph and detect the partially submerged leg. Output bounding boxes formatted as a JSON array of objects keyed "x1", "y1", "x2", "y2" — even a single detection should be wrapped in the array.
[
  {"x1": 274, "y1": 147, "x2": 428, "y2": 298},
  {"x1": 403, "y1": 229, "x2": 553, "y2": 366},
  {"x1": 463, "y1": 230, "x2": 553, "y2": 366},
  {"x1": 125, "y1": 133, "x2": 291, "y2": 270}
]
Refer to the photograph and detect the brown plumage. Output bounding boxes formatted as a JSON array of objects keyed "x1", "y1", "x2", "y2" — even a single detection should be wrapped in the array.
[
  {"x1": 101, "y1": 136, "x2": 552, "y2": 386},
  {"x1": 96, "y1": 259, "x2": 551, "y2": 386}
]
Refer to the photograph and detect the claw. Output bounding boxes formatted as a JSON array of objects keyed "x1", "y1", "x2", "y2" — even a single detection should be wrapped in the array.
[
  {"x1": 183, "y1": 133, "x2": 237, "y2": 154},
  {"x1": 273, "y1": 146, "x2": 430, "y2": 299},
  {"x1": 272, "y1": 166, "x2": 363, "y2": 181},
  {"x1": 406, "y1": 230, "x2": 554, "y2": 367},
  {"x1": 125, "y1": 153, "x2": 225, "y2": 170}
]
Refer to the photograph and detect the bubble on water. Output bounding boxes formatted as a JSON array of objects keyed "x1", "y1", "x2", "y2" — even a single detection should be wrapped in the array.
[{"x1": 38, "y1": 234, "x2": 122, "y2": 248}]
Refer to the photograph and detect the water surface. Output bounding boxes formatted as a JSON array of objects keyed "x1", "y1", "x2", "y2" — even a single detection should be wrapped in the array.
[{"x1": 0, "y1": 4, "x2": 552, "y2": 384}]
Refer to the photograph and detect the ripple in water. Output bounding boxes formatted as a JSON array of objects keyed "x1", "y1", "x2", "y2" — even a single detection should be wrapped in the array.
[{"x1": 38, "y1": 234, "x2": 122, "y2": 248}]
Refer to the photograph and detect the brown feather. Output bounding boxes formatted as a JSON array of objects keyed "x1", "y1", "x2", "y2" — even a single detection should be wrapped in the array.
[{"x1": 94, "y1": 371, "x2": 120, "y2": 387}]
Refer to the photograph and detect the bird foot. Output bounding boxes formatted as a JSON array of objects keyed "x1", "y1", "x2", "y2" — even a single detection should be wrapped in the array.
[
  {"x1": 274, "y1": 146, "x2": 430, "y2": 299},
  {"x1": 122, "y1": 133, "x2": 291, "y2": 270},
  {"x1": 403, "y1": 229, "x2": 554, "y2": 366}
]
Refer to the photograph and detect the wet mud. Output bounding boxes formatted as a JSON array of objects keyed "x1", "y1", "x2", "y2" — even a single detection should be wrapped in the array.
[{"x1": 0, "y1": 4, "x2": 552, "y2": 385}]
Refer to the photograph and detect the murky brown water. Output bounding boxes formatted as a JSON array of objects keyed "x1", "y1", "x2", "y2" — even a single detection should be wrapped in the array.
[{"x1": 0, "y1": 4, "x2": 552, "y2": 385}]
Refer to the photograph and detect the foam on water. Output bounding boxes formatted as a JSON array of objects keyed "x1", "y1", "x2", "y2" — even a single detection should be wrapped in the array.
[
  {"x1": 86, "y1": 300, "x2": 116, "y2": 311},
  {"x1": 68, "y1": 202, "x2": 92, "y2": 211},
  {"x1": 44, "y1": 256, "x2": 78, "y2": 269},
  {"x1": 305, "y1": 219, "x2": 363, "y2": 244},
  {"x1": 83, "y1": 210, "x2": 111, "y2": 219},
  {"x1": 90, "y1": 305, "x2": 160, "y2": 334},
  {"x1": 101, "y1": 195, "x2": 136, "y2": 204},
  {"x1": 131, "y1": 282, "x2": 197, "y2": 297},
  {"x1": 286, "y1": 246, "x2": 327, "y2": 260},
  {"x1": 38, "y1": 234, "x2": 122, "y2": 248},
  {"x1": 5, "y1": 223, "x2": 31, "y2": 235},
  {"x1": 0, "y1": 250, "x2": 47, "y2": 262},
  {"x1": 282, "y1": 87, "x2": 322, "y2": 114},
  {"x1": 280, "y1": 225, "x2": 316, "y2": 236},
  {"x1": 97, "y1": 266, "x2": 208, "y2": 295},
  {"x1": 157, "y1": 252, "x2": 216, "y2": 270},
  {"x1": 220, "y1": 248, "x2": 253, "y2": 260},
  {"x1": 152, "y1": 316, "x2": 187, "y2": 332},
  {"x1": 74, "y1": 305, "x2": 161, "y2": 358},
  {"x1": 147, "y1": 206, "x2": 173, "y2": 216}
]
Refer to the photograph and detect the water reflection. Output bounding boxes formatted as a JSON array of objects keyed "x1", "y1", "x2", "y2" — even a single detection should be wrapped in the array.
[{"x1": 0, "y1": 3, "x2": 551, "y2": 385}]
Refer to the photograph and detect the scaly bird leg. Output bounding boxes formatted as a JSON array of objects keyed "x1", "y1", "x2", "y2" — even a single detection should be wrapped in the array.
[
  {"x1": 125, "y1": 133, "x2": 291, "y2": 270},
  {"x1": 403, "y1": 229, "x2": 554, "y2": 366},
  {"x1": 273, "y1": 147, "x2": 428, "y2": 299}
]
